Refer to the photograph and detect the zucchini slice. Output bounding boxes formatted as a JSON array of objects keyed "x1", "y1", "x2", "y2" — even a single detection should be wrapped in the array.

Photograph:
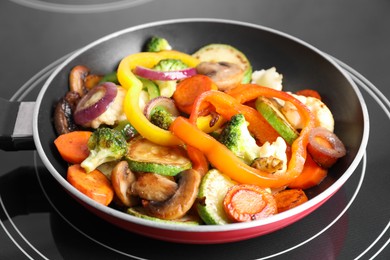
[
  {"x1": 192, "y1": 43, "x2": 252, "y2": 83},
  {"x1": 139, "y1": 77, "x2": 160, "y2": 99},
  {"x1": 255, "y1": 97, "x2": 299, "y2": 145},
  {"x1": 127, "y1": 207, "x2": 201, "y2": 225},
  {"x1": 196, "y1": 169, "x2": 237, "y2": 225},
  {"x1": 126, "y1": 137, "x2": 191, "y2": 176}
]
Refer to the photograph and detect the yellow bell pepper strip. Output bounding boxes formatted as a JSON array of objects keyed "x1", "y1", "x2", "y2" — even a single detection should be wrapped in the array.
[
  {"x1": 196, "y1": 114, "x2": 226, "y2": 133},
  {"x1": 171, "y1": 85, "x2": 316, "y2": 188},
  {"x1": 189, "y1": 90, "x2": 280, "y2": 144},
  {"x1": 117, "y1": 50, "x2": 200, "y2": 146}
]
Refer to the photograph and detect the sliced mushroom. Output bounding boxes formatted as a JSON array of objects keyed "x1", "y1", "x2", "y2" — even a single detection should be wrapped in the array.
[
  {"x1": 145, "y1": 169, "x2": 201, "y2": 220},
  {"x1": 131, "y1": 173, "x2": 178, "y2": 202},
  {"x1": 196, "y1": 61, "x2": 244, "y2": 91},
  {"x1": 84, "y1": 74, "x2": 103, "y2": 90},
  {"x1": 111, "y1": 161, "x2": 139, "y2": 207},
  {"x1": 69, "y1": 65, "x2": 90, "y2": 96},
  {"x1": 53, "y1": 91, "x2": 81, "y2": 135}
]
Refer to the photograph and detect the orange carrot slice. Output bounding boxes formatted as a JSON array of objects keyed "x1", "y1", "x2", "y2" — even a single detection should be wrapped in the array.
[
  {"x1": 67, "y1": 164, "x2": 114, "y2": 206},
  {"x1": 273, "y1": 189, "x2": 308, "y2": 213},
  {"x1": 223, "y1": 184, "x2": 277, "y2": 222},
  {"x1": 173, "y1": 74, "x2": 217, "y2": 114},
  {"x1": 54, "y1": 131, "x2": 92, "y2": 164}
]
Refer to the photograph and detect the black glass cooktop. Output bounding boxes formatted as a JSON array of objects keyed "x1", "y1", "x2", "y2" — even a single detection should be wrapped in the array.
[{"x1": 1, "y1": 0, "x2": 389, "y2": 259}]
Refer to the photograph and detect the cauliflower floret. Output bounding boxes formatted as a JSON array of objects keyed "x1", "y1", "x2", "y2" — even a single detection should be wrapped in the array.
[
  {"x1": 252, "y1": 137, "x2": 287, "y2": 175},
  {"x1": 84, "y1": 86, "x2": 127, "y2": 129},
  {"x1": 251, "y1": 67, "x2": 283, "y2": 91},
  {"x1": 279, "y1": 94, "x2": 334, "y2": 132}
]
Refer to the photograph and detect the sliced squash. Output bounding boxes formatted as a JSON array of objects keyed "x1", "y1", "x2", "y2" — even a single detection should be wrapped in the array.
[
  {"x1": 192, "y1": 43, "x2": 252, "y2": 83},
  {"x1": 196, "y1": 169, "x2": 237, "y2": 225},
  {"x1": 255, "y1": 97, "x2": 299, "y2": 145},
  {"x1": 126, "y1": 137, "x2": 191, "y2": 176}
]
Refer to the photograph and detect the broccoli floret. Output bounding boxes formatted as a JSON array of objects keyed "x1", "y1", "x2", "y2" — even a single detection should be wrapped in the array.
[
  {"x1": 218, "y1": 114, "x2": 260, "y2": 164},
  {"x1": 145, "y1": 36, "x2": 172, "y2": 52},
  {"x1": 153, "y1": 59, "x2": 188, "y2": 71},
  {"x1": 153, "y1": 59, "x2": 188, "y2": 97},
  {"x1": 149, "y1": 106, "x2": 177, "y2": 130},
  {"x1": 81, "y1": 127, "x2": 128, "y2": 173}
]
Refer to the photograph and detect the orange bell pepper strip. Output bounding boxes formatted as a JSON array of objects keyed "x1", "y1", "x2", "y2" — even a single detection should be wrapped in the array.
[
  {"x1": 171, "y1": 85, "x2": 315, "y2": 188},
  {"x1": 288, "y1": 154, "x2": 328, "y2": 189},
  {"x1": 186, "y1": 146, "x2": 209, "y2": 176},
  {"x1": 117, "y1": 50, "x2": 199, "y2": 146},
  {"x1": 171, "y1": 117, "x2": 292, "y2": 188},
  {"x1": 295, "y1": 89, "x2": 322, "y2": 100},
  {"x1": 228, "y1": 83, "x2": 316, "y2": 173},
  {"x1": 189, "y1": 90, "x2": 280, "y2": 144}
]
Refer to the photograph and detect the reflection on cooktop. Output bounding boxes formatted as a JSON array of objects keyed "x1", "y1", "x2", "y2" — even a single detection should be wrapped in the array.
[
  {"x1": 9, "y1": 0, "x2": 153, "y2": 13},
  {"x1": 0, "y1": 167, "x2": 49, "y2": 218}
]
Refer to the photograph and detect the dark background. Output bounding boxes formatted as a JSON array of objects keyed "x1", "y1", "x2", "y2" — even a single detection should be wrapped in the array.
[
  {"x1": 1, "y1": 0, "x2": 389, "y2": 101},
  {"x1": 0, "y1": 1, "x2": 389, "y2": 259}
]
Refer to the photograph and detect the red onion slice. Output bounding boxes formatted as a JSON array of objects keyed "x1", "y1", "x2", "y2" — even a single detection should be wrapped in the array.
[
  {"x1": 134, "y1": 66, "x2": 197, "y2": 81},
  {"x1": 144, "y1": 96, "x2": 179, "y2": 120},
  {"x1": 307, "y1": 127, "x2": 347, "y2": 168},
  {"x1": 74, "y1": 82, "x2": 118, "y2": 125}
]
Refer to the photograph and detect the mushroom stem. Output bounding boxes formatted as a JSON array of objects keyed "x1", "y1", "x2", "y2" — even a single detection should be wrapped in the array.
[
  {"x1": 111, "y1": 161, "x2": 139, "y2": 207},
  {"x1": 69, "y1": 65, "x2": 90, "y2": 96}
]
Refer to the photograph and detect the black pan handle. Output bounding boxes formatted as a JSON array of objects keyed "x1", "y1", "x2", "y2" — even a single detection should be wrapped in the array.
[{"x1": 0, "y1": 98, "x2": 35, "y2": 151}]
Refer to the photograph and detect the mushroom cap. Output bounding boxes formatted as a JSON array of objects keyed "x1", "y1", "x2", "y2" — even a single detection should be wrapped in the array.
[{"x1": 145, "y1": 169, "x2": 202, "y2": 220}]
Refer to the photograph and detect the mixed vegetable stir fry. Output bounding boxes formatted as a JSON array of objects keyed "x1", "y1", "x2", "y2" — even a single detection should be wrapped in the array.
[{"x1": 53, "y1": 36, "x2": 346, "y2": 225}]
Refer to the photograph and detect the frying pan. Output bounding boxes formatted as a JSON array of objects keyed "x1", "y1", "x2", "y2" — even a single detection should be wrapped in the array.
[{"x1": 0, "y1": 18, "x2": 369, "y2": 244}]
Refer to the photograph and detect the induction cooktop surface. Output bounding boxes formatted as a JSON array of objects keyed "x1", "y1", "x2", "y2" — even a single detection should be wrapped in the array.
[{"x1": 1, "y1": 0, "x2": 389, "y2": 259}]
